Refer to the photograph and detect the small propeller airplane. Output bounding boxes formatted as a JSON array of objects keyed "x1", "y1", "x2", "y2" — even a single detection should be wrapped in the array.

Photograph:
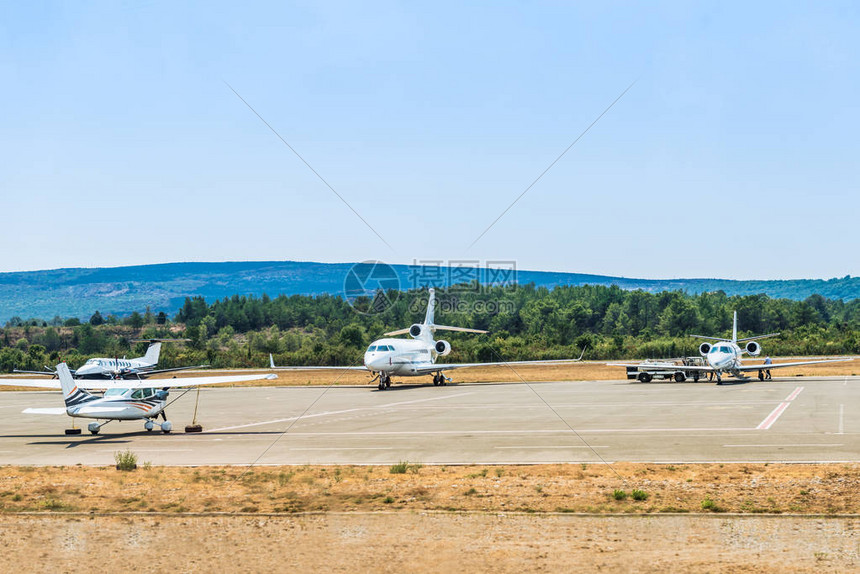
[
  {"x1": 14, "y1": 339, "x2": 206, "y2": 380},
  {"x1": 609, "y1": 311, "x2": 852, "y2": 384},
  {"x1": 1, "y1": 362, "x2": 277, "y2": 435},
  {"x1": 271, "y1": 288, "x2": 585, "y2": 389}
]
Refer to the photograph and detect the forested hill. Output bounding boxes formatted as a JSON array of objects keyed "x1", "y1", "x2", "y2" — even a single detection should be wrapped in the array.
[{"x1": 0, "y1": 260, "x2": 856, "y2": 322}]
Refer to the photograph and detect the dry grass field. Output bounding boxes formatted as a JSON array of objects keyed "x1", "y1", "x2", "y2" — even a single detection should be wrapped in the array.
[
  {"x1": 155, "y1": 357, "x2": 859, "y2": 387},
  {"x1": 1, "y1": 462, "x2": 858, "y2": 515},
  {"x1": 1, "y1": 463, "x2": 858, "y2": 572}
]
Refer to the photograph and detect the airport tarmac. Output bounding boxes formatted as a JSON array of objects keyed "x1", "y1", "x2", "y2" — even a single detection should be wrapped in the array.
[{"x1": 0, "y1": 376, "x2": 857, "y2": 466}]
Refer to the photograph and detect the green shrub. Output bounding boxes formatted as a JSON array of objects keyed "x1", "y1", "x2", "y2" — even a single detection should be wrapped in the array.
[
  {"x1": 631, "y1": 489, "x2": 648, "y2": 501},
  {"x1": 701, "y1": 497, "x2": 723, "y2": 512},
  {"x1": 114, "y1": 450, "x2": 138, "y2": 471},
  {"x1": 389, "y1": 461, "x2": 422, "y2": 474},
  {"x1": 613, "y1": 489, "x2": 628, "y2": 501}
]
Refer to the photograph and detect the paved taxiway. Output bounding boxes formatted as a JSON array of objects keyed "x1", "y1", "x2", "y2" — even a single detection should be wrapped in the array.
[{"x1": 0, "y1": 377, "x2": 857, "y2": 466}]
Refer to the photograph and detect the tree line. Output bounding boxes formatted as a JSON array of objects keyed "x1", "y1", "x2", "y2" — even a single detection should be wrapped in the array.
[{"x1": 1, "y1": 285, "x2": 858, "y2": 373}]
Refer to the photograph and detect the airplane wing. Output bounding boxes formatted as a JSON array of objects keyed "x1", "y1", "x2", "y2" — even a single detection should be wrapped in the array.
[
  {"x1": 735, "y1": 357, "x2": 853, "y2": 372},
  {"x1": 22, "y1": 407, "x2": 66, "y2": 415},
  {"x1": 269, "y1": 354, "x2": 366, "y2": 371},
  {"x1": 409, "y1": 358, "x2": 584, "y2": 375},
  {"x1": 13, "y1": 369, "x2": 61, "y2": 376},
  {"x1": 131, "y1": 364, "x2": 209, "y2": 377},
  {"x1": 116, "y1": 373, "x2": 280, "y2": 389},
  {"x1": 607, "y1": 362, "x2": 716, "y2": 372},
  {"x1": 413, "y1": 349, "x2": 587, "y2": 375},
  {"x1": 0, "y1": 378, "x2": 62, "y2": 389}
]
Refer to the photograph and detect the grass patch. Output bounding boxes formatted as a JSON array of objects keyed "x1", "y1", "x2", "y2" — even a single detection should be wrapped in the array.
[
  {"x1": 39, "y1": 498, "x2": 74, "y2": 511},
  {"x1": 114, "y1": 450, "x2": 138, "y2": 471},
  {"x1": 389, "y1": 461, "x2": 422, "y2": 475},
  {"x1": 701, "y1": 497, "x2": 724, "y2": 512},
  {"x1": 631, "y1": 489, "x2": 649, "y2": 501},
  {"x1": 613, "y1": 489, "x2": 628, "y2": 501}
]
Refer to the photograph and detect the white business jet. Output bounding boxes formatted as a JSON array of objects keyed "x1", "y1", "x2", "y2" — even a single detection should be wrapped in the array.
[
  {"x1": 611, "y1": 311, "x2": 851, "y2": 384},
  {"x1": 1, "y1": 362, "x2": 276, "y2": 435},
  {"x1": 271, "y1": 288, "x2": 585, "y2": 390}
]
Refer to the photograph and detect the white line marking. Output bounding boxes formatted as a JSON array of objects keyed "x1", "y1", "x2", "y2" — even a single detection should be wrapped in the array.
[
  {"x1": 838, "y1": 403, "x2": 844, "y2": 435},
  {"x1": 205, "y1": 392, "x2": 474, "y2": 432},
  {"x1": 723, "y1": 444, "x2": 843, "y2": 448},
  {"x1": 288, "y1": 447, "x2": 393, "y2": 451},
  {"x1": 268, "y1": 427, "x2": 755, "y2": 436},
  {"x1": 756, "y1": 386, "x2": 803, "y2": 430},
  {"x1": 494, "y1": 445, "x2": 608, "y2": 449}
]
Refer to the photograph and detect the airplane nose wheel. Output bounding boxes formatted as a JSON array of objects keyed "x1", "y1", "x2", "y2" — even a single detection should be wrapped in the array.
[{"x1": 378, "y1": 374, "x2": 391, "y2": 390}]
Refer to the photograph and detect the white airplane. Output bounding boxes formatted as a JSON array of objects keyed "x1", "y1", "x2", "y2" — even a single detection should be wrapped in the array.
[
  {"x1": 610, "y1": 311, "x2": 851, "y2": 384},
  {"x1": 2, "y1": 362, "x2": 276, "y2": 435},
  {"x1": 271, "y1": 288, "x2": 585, "y2": 390},
  {"x1": 14, "y1": 339, "x2": 205, "y2": 380}
]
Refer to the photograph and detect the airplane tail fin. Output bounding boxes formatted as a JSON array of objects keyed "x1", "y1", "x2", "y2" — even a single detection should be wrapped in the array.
[
  {"x1": 424, "y1": 288, "x2": 436, "y2": 326},
  {"x1": 56, "y1": 363, "x2": 96, "y2": 408},
  {"x1": 142, "y1": 342, "x2": 162, "y2": 365},
  {"x1": 732, "y1": 311, "x2": 738, "y2": 343}
]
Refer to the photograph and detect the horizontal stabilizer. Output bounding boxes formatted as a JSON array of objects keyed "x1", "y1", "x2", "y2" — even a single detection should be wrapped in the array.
[
  {"x1": 432, "y1": 325, "x2": 488, "y2": 334},
  {"x1": 736, "y1": 333, "x2": 780, "y2": 343},
  {"x1": 383, "y1": 327, "x2": 411, "y2": 336}
]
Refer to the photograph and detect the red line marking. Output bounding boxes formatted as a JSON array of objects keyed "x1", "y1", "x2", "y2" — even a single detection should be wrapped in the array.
[
  {"x1": 757, "y1": 402, "x2": 790, "y2": 430},
  {"x1": 756, "y1": 387, "x2": 804, "y2": 430}
]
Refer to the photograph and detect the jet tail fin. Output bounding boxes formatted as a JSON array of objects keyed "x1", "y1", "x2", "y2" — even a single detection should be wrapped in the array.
[
  {"x1": 142, "y1": 342, "x2": 162, "y2": 365},
  {"x1": 732, "y1": 311, "x2": 738, "y2": 343},
  {"x1": 424, "y1": 288, "x2": 436, "y2": 326}
]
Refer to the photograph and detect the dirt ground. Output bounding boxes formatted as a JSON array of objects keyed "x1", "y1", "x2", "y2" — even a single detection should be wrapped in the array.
[
  {"x1": 2, "y1": 463, "x2": 859, "y2": 515},
  {"x1": 0, "y1": 513, "x2": 856, "y2": 573},
  {"x1": 2, "y1": 463, "x2": 859, "y2": 571}
]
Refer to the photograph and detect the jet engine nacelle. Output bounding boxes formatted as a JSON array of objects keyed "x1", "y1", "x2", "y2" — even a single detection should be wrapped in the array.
[
  {"x1": 699, "y1": 342, "x2": 712, "y2": 356},
  {"x1": 434, "y1": 340, "x2": 452, "y2": 356},
  {"x1": 745, "y1": 341, "x2": 762, "y2": 356},
  {"x1": 409, "y1": 324, "x2": 423, "y2": 338}
]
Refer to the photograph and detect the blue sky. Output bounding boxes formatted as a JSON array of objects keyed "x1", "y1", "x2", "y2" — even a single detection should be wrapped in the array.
[{"x1": 1, "y1": 1, "x2": 857, "y2": 279}]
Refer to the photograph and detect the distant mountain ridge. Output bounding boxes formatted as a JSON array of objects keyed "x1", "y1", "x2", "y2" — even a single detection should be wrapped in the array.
[{"x1": 0, "y1": 260, "x2": 856, "y2": 322}]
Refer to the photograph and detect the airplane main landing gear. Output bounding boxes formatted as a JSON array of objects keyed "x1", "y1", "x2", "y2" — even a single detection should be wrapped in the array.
[
  {"x1": 87, "y1": 421, "x2": 110, "y2": 435},
  {"x1": 433, "y1": 373, "x2": 450, "y2": 386}
]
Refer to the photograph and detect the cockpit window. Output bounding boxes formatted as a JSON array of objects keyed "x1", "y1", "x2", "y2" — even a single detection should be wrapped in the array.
[
  {"x1": 711, "y1": 345, "x2": 731, "y2": 353},
  {"x1": 367, "y1": 345, "x2": 377, "y2": 352},
  {"x1": 131, "y1": 389, "x2": 144, "y2": 399},
  {"x1": 104, "y1": 388, "x2": 127, "y2": 397}
]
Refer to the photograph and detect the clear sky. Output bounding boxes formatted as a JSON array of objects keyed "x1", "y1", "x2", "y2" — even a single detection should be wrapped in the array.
[{"x1": 1, "y1": 1, "x2": 857, "y2": 279}]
